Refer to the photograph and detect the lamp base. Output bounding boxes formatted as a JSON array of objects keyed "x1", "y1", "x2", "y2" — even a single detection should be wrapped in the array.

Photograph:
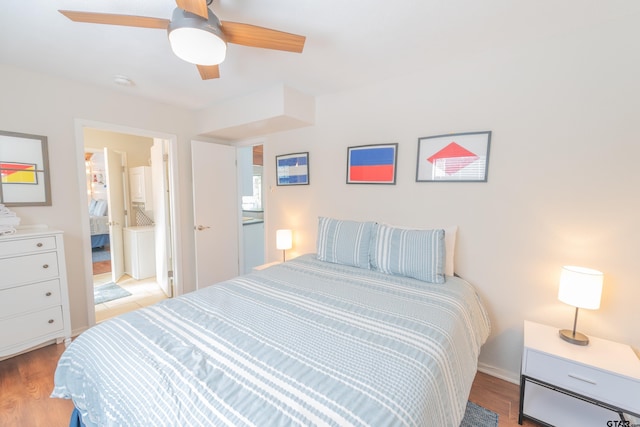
[{"x1": 559, "y1": 329, "x2": 589, "y2": 346}]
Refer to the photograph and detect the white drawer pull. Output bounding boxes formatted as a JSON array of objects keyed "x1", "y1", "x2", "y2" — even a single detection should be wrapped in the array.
[
  {"x1": 48, "y1": 319, "x2": 54, "y2": 324},
  {"x1": 568, "y1": 373, "x2": 597, "y2": 385}
]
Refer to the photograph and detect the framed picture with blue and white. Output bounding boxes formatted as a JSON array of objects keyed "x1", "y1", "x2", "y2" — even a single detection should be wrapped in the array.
[
  {"x1": 346, "y1": 143, "x2": 398, "y2": 184},
  {"x1": 276, "y1": 152, "x2": 309, "y2": 186}
]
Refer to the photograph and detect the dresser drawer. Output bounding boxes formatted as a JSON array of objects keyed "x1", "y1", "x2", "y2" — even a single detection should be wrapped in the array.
[
  {"x1": 0, "y1": 252, "x2": 59, "y2": 288},
  {"x1": 0, "y1": 236, "x2": 57, "y2": 257},
  {"x1": 0, "y1": 306, "x2": 63, "y2": 349},
  {"x1": 525, "y1": 349, "x2": 640, "y2": 411},
  {"x1": 0, "y1": 280, "x2": 61, "y2": 319}
]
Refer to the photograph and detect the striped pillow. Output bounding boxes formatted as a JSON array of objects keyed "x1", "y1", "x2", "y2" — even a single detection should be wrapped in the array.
[
  {"x1": 316, "y1": 217, "x2": 374, "y2": 269},
  {"x1": 370, "y1": 224, "x2": 446, "y2": 283}
]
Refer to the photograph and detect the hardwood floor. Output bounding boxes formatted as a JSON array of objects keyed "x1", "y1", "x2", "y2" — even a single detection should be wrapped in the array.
[
  {"x1": 92, "y1": 259, "x2": 111, "y2": 275},
  {"x1": 469, "y1": 371, "x2": 540, "y2": 426},
  {"x1": 0, "y1": 344, "x2": 74, "y2": 427},
  {"x1": 0, "y1": 342, "x2": 539, "y2": 426}
]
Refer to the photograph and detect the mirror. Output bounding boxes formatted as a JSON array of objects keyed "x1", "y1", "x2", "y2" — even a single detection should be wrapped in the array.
[{"x1": 0, "y1": 130, "x2": 52, "y2": 206}]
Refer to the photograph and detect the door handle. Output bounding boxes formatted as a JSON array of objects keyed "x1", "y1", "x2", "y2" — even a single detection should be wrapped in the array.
[{"x1": 195, "y1": 225, "x2": 211, "y2": 231}]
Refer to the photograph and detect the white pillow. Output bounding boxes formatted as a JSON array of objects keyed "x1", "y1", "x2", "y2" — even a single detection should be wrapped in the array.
[
  {"x1": 379, "y1": 223, "x2": 457, "y2": 276},
  {"x1": 93, "y1": 199, "x2": 108, "y2": 216},
  {"x1": 88, "y1": 199, "x2": 98, "y2": 216}
]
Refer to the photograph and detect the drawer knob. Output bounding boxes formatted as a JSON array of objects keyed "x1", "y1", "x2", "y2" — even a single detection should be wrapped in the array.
[
  {"x1": 46, "y1": 292, "x2": 52, "y2": 297},
  {"x1": 48, "y1": 319, "x2": 54, "y2": 324},
  {"x1": 42, "y1": 264, "x2": 49, "y2": 269},
  {"x1": 37, "y1": 242, "x2": 43, "y2": 247}
]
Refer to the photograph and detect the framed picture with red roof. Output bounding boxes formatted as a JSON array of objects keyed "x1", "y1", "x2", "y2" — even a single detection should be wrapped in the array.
[
  {"x1": 346, "y1": 143, "x2": 398, "y2": 185},
  {"x1": 416, "y1": 131, "x2": 491, "y2": 182}
]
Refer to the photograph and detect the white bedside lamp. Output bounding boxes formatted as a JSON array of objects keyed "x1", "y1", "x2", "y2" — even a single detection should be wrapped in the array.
[
  {"x1": 276, "y1": 229, "x2": 292, "y2": 262},
  {"x1": 557, "y1": 265, "x2": 603, "y2": 346}
]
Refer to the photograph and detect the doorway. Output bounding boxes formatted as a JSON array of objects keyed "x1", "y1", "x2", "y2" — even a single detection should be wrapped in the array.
[
  {"x1": 238, "y1": 144, "x2": 265, "y2": 274},
  {"x1": 76, "y1": 121, "x2": 182, "y2": 326}
]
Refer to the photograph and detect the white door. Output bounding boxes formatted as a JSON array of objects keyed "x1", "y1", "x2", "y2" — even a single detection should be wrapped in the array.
[
  {"x1": 191, "y1": 141, "x2": 239, "y2": 289},
  {"x1": 151, "y1": 139, "x2": 172, "y2": 297},
  {"x1": 104, "y1": 148, "x2": 126, "y2": 283}
]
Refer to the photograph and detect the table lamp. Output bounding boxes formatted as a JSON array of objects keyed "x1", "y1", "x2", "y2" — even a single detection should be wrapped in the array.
[
  {"x1": 557, "y1": 265, "x2": 603, "y2": 345},
  {"x1": 276, "y1": 229, "x2": 292, "y2": 262}
]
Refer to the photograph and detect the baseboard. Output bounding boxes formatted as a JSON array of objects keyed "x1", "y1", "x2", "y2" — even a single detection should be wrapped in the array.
[
  {"x1": 478, "y1": 362, "x2": 520, "y2": 384},
  {"x1": 72, "y1": 326, "x2": 89, "y2": 338}
]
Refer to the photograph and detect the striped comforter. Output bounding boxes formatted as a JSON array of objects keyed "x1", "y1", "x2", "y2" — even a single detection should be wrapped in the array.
[{"x1": 52, "y1": 254, "x2": 490, "y2": 427}]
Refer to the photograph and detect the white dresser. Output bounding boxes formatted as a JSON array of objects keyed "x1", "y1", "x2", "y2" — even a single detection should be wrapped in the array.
[{"x1": 0, "y1": 227, "x2": 72, "y2": 358}]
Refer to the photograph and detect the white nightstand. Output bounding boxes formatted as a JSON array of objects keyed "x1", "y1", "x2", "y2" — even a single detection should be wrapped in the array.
[
  {"x1": 251, "y1": 261, "x2": 282, "y2": 273},
  {"x1": 519, "y1": 321, "x2": 640, "y2": 426}
]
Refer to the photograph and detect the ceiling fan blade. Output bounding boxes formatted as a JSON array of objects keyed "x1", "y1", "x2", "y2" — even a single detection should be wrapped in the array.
[
  {"x1": 197, "y1": 64, "x2": 220, "y2": 80},
  {"x1": 59, "y1": 10, "x2": 169, "y2": 29},
  {"x1": 220, "y1": 22, "x2": 305, "y2": 53},
  {"x1": 175, "y1": 0, "x2": 209, "y2": 20}
]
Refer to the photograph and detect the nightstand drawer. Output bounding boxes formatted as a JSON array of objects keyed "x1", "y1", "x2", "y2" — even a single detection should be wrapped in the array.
[{"x1": 525, "y1": 349, "x2": 640, "y2": 411}]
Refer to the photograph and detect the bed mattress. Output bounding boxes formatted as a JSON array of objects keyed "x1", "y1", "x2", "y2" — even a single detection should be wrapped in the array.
[
  {"x1": 52, "y1": 254, "x2": 490, "y2": 427},
  {"x1": 89, "y1": 215, "x2": 109, "y2": 236}
]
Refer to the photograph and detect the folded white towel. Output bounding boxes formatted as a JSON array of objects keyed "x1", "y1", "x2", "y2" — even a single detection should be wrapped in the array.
[
  {"x1": 0, "y1": 203, "x2": 16, "y2": 217},
  {"x1": 0, "y1": 203, "x2": 17, "y2": 217},
  {"x1": 0, "y1": 216, "x2": 20, "y2": 226},
  {"x1": 0, "y1": 225, "x2": 16, "y2": 236}
]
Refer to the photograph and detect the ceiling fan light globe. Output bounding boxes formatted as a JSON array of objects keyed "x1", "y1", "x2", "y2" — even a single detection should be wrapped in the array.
[
  {"x1": 169, "y1": 27, "x2": 227, "y2": 65},
  {"x1": 167, "y1": 7, "x2": 227, "y2": 66}
]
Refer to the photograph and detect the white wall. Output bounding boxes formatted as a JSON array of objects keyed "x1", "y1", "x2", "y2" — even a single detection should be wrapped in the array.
[
  {"x1": 84, "y1": 128, "x2": 153, "y2": 168},
  {"x1": 2, "y1": 11, "x2": 638, "y2": 381},
  {"x1": 0, "y1": 64, "x2": 200, "y2": 334},
  {"x1": 263, "y1": 16, "x2": 640, "y2": 380}
]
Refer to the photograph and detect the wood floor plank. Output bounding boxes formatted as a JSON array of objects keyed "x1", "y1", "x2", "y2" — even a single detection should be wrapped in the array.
[
  {"x1": 1, "y1": 343, "x2": 539, "y2": 426},
  {"x1": 0, "y1": 344, "x2": 74, "y2": 427},
  {"x1": 469, "y1": 371, "x2": 541, "y2": 426}
]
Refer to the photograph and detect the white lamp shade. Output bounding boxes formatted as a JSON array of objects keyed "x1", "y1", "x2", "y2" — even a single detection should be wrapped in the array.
[
  {"x1": 558, "y1": 266, "x2": 603, "y2": 310},
  {"x1": 276, "y1": 229, "x2": 293, "y2": 250}
]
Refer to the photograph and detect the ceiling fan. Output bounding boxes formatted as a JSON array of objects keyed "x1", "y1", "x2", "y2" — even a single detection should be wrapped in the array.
[{"x1": 59, "y1": 0, "x2": 306, "y2": 80}]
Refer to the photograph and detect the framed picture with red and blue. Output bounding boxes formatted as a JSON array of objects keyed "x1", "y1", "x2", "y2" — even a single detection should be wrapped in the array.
[{"x1": 346, "y1": 143, "x2": 398, "y2": 185}]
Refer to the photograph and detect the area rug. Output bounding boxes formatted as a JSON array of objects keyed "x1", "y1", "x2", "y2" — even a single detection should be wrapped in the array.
[
  {"x1": 92, "y1": 248, "x2": 111, "y2": 263},
  {"x1": 94, "y1": 282, "x2": 131, "y2": 305},
  {"x1": 461, "y1": 401, "x2": 499, "y2": 427}
]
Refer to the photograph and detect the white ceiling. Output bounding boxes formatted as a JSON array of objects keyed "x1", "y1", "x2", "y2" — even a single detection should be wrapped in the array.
[{"x1": 2, "y1": 1, "x2": 638, "y2": 111}]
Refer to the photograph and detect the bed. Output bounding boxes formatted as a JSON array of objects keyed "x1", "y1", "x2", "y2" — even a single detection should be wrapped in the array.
[
  {"x1": 88, "y1": 199, "x2": 109, "y2": 249},
  {"x1": 52, "y1": 218, "x2": 490, "y2": 427},
  {"x1": 89, "y1": 215, "x2": 109, "y2": 248}
]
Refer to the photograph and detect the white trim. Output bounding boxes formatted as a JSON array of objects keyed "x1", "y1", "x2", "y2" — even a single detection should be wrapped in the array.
[
  {"x1": 165, "y1": 137, "x2": 183, "y2": 296},
  {"x1": 478, "y1": 361, "x2": 521, "y2": 384},
  {"x1": 74, "y1": 119, "x2": 182, "y2": 328}
]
